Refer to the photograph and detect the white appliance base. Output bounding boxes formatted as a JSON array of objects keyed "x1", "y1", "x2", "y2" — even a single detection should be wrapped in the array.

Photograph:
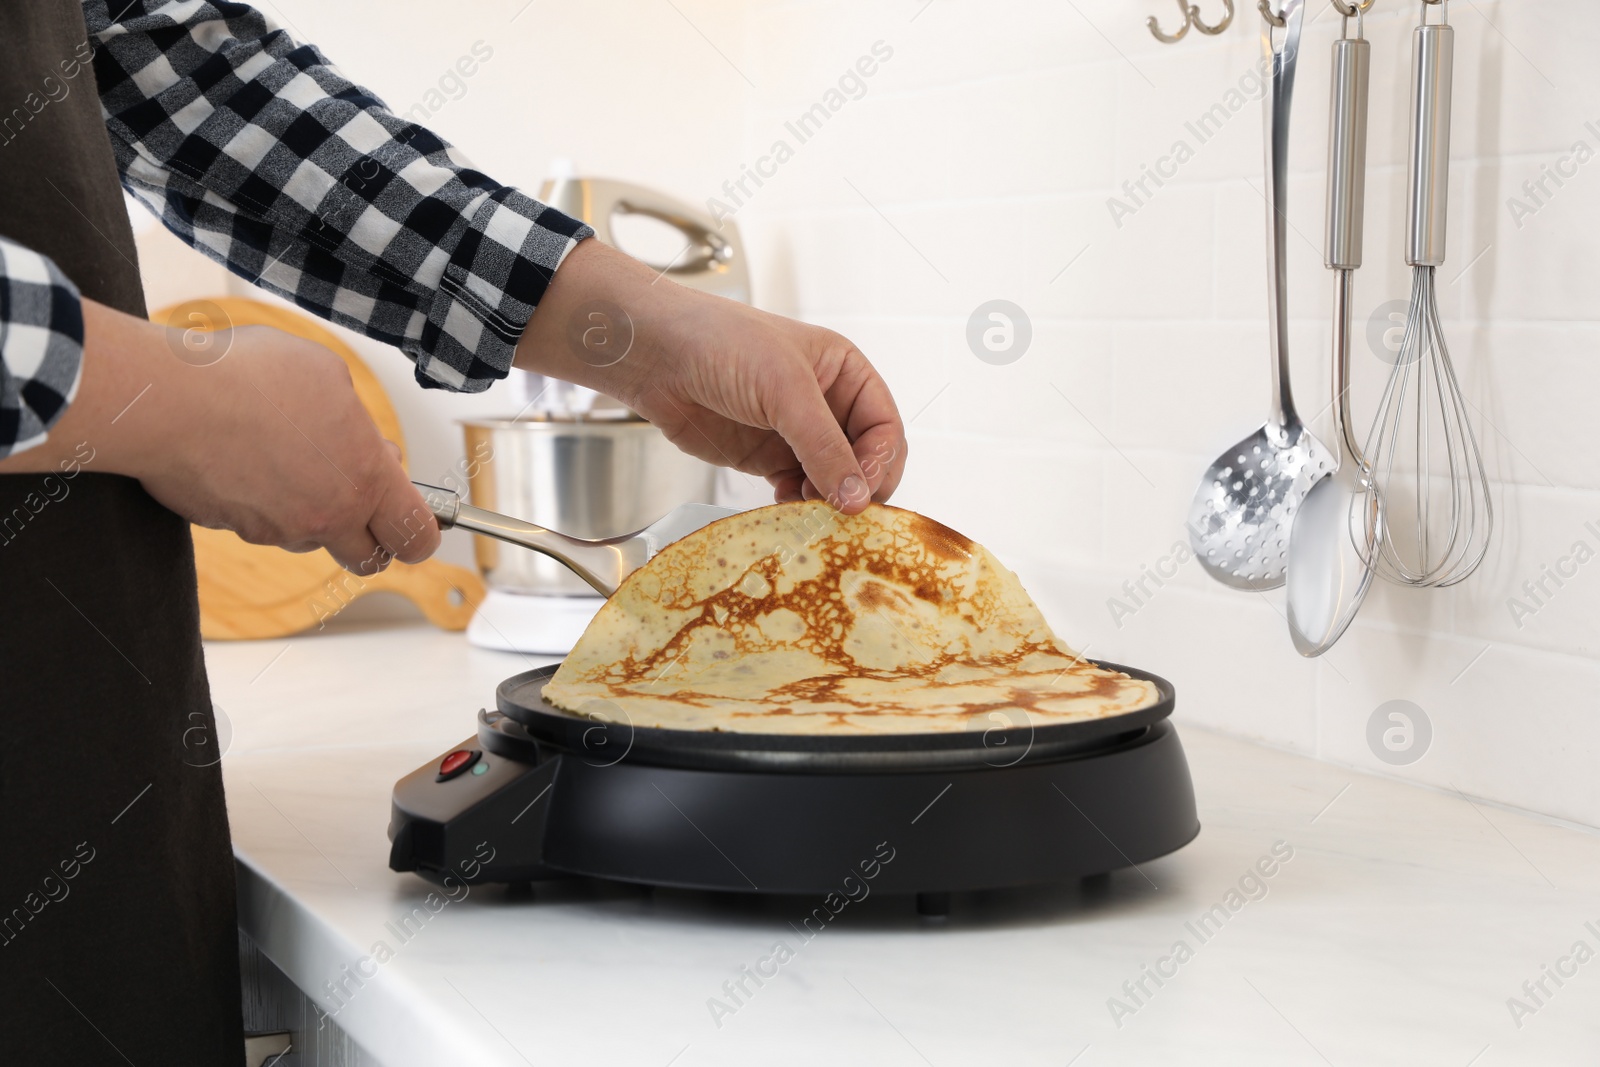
[{"x1": 466, "y1": 589, "x2": 603, "y2": 656}]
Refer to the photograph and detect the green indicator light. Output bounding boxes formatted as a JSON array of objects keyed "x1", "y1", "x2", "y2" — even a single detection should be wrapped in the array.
[{"x1": 471, "y1": 761, "x2": 489, "y2": 776}]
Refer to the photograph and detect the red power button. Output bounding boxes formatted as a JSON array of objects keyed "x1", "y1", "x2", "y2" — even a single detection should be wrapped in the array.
[{"x1": 437, "y1": 749, "x2": 480, "y2": 781}]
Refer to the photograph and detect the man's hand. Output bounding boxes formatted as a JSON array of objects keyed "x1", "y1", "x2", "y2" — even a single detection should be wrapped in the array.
[
  {"x1": 0, "y1": 299, "x2": 438, "y2": 574},
  {"x1": 514, "y1": 240, "x2": 906, "y2": 513}
]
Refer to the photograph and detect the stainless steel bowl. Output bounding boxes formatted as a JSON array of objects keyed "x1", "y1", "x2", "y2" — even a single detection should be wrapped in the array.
[{"x1": 461, "y1": 418, "x2": 718, "y2": 596}]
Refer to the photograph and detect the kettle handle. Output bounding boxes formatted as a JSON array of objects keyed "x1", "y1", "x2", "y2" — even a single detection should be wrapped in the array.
[{"x1": 537, "y1": 177, "x2": 748, "y2": 299}]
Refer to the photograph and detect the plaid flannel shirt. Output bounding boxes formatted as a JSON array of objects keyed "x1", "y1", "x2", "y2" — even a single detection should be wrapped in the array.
[
  {"x1": 0, "y1": 239, "x2": 85, "y2": 459},
  {"x1": 0, "y1": 0, "x2": 591, "y2": 459}
]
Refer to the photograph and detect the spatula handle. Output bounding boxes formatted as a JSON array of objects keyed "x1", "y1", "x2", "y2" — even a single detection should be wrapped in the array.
[
  {"x1": 412, "y1": 482, "x2": 621, "y2": 596},
  {"x1": 414, "y1": 482, "x2": 463, "y2": 529}
]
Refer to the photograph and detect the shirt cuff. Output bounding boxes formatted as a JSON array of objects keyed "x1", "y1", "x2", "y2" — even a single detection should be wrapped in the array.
[
  {"x1": 0, "y1": 239, "x2": 85, "y2": 459},
  {"x1": 412, "y1": 187, "x2": 593, "y2": 393}
]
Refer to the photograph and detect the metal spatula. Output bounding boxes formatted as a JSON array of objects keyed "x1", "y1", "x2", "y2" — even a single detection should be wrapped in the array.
[{"x1": 414, "y1": 482, "x2": 737, "y2": 596}]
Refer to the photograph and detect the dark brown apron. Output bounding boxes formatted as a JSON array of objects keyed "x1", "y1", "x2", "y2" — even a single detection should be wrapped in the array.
[{"x1": 0, "y1": 4, "x2": 243, "y2": 1063}]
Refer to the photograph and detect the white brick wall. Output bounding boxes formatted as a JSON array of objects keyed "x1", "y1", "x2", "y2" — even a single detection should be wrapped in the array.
[{"x1": 168, "y1": 0, "x2": 1600, "y2": 828}]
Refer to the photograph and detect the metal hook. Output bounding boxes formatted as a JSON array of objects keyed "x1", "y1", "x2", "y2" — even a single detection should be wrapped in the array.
[
  {"x1": 1148, "y1": 0, "x2": 1192, "y2": 43},
  {"x1": 1150, "y1": 0, "x2": 1236, "y2": 43},
  {"x1": 1190, "y1": 0, "x2": 1235, "y2": 35},
  {"x1": 1258, "y1": 0, "x2": 1285, "y2": 28}
]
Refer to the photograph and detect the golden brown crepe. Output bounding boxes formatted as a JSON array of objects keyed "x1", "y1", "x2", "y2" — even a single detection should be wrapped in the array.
[{"x1": 541, "y1": 502, "x2": 1159, "y2": 735}]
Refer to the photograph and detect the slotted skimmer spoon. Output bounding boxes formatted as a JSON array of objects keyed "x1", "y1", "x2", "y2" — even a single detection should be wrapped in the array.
[
  {"x1": 1188, "y1": 0, "x2": 1334, "y2": 591},
  {"x1": 414, "y1": 482, "x2": 735, "y2": 597},
  {"x1": 1287, "y1": 2, "x2": 1383, "y2": 656}
]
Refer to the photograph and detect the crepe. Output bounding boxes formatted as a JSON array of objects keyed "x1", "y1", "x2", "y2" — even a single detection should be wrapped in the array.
[{"x1": 541, "y1": 502, "x2": 1159, "y2": 735}]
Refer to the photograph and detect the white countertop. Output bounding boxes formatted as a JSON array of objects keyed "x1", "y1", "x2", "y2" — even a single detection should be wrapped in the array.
[{"x1": 210, "y1": 619, "x2": 1600, "y2": 1066}]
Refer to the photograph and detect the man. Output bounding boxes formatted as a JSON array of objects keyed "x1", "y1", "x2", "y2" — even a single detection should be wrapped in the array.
[{"x1": 0, "y1": 2, "x2": 906, "y2": 1061}]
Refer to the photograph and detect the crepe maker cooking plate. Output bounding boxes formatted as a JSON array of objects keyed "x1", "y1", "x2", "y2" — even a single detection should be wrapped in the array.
[{"x1": 388, "y1": 662, "x2": 1199, "y2": 909}]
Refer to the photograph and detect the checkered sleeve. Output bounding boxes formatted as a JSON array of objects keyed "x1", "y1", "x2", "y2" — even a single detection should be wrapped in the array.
[
  {"x1": 83, "y1": 1, "x2": 592, "y2": 393},
  {"x1": 0, "y1": 237, "x2": 85, "y2": 460}
]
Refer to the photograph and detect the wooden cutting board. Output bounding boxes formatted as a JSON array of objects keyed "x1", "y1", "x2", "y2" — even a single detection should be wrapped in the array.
[{"x1": 153, "y1": 297, "x2": 485, "y2": 639}]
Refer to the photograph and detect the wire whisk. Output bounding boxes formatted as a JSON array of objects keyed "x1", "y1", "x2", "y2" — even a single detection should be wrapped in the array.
[
  {"x1": 1362, "y1": 0, "x2": 1492, "y2": 587},
  {"x1": 1363, "y1": 267, "x2": 1491, "y2": 586}
]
